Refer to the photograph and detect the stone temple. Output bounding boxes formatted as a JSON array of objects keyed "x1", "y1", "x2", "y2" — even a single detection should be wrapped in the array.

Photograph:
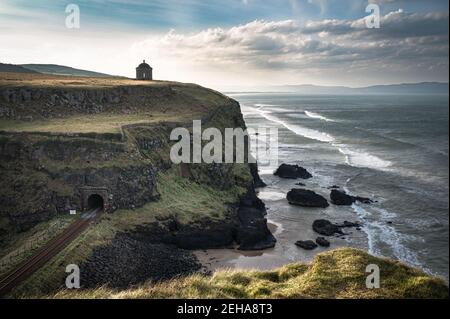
[{"x1": 136, "y1": 60, "x2": 153, "y2": 80}]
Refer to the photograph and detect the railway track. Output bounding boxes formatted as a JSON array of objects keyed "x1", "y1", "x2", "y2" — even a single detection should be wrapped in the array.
[{"x1": 0, "y1": 209, "x2": 100, "y2": 297}]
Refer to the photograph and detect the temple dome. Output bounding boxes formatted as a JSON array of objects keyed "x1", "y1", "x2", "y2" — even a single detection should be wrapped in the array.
[
  {"x1": 137, "y1": 60, "x2": 152, "y2": 69},
  {"x1": 136, "y1": 59, "x2": 153, "y2": 80}
]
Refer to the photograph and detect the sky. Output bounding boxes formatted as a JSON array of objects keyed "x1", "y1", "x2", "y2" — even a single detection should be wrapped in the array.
[{"x1": 0, "y1": 0, "x2": 448, "y2": 90}]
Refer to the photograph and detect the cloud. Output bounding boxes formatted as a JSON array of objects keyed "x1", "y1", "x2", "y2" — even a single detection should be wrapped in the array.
[
  {"x1": 0, "y1": 3, "x2": 448, "y2": 88},
  {"x1": 130, "y1": 10, "x2": 448, "y2": 86},
  {"x1": 303, "y1": 9, "x2": 449, "y2": 39}
]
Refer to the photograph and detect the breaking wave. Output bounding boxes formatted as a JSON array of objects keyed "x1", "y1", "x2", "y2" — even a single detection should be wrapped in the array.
[{"x1": 305, "y1": 110, "x2": 335, "y2": 122}]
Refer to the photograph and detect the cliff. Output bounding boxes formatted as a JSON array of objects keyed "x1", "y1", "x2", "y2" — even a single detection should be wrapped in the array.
[
  {"x1": 2, "y1": 73, "x2": 445, "y2": 299},
  {"x1": 0, "y1": 73, "x2": 274, "y2": 297},
  {"x1": 0, "y1": 72, "x2": 247, "y2": 227}
]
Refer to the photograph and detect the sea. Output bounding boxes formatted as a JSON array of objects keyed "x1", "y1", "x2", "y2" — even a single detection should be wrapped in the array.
[{"x1": 227, "y1": 93, "x2": 449, "y2": 281}]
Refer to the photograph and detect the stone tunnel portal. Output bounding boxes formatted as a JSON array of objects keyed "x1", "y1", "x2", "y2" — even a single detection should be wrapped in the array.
[{"x1": 81, "y1": 187, "x2": 111, "y2": 213}]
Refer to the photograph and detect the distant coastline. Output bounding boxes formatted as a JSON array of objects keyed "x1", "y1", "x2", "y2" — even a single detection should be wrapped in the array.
[{"x1": 223, "y1": 82, "x2": 449, "y2": 95}]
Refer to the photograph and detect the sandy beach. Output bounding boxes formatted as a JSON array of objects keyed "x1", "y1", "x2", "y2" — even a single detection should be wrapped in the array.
[{"x1": 196, "y1": 184, "x2": 368, "y2": 273}]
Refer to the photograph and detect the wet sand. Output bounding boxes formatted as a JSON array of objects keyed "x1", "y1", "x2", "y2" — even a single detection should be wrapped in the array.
[{"x1": 195, "y1": 179, "x2": 368, "y2": 273}]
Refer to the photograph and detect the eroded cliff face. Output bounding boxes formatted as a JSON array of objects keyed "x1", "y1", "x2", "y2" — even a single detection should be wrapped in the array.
[
  {"x1": 0, "y1": 131, "x2": 160, "y2": 230},
  {"x1": 78, "y1": 186, "x2": 276, "y2": 290},
  {"x1": 0, "y1": 78, "x2": 274, "y2": 249},
  {"x1": 0, "y1": 81, "x2": 234, "y2": 120},
  {"x1": 0, "y1": 78, "x2": 278, "y2": 293},
  {"x1": 0, "y1": 81, "x2": 234, "y2": 228},
  {"x1": 1, "y1": 86, "x2": 127, "y2": 119}
]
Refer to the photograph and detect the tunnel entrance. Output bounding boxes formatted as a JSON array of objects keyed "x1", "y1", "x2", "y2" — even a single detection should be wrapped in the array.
[
  {"x1": 87, "y1": 194, "x2": 104, "y2": 211},
  {"x1": 81, "y1": 187, "x2": 110, "y2": 213}
]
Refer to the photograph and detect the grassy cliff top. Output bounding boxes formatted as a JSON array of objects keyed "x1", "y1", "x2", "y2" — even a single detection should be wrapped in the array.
[
  {"x1": 0, "y1": 72, "x2": 178, "y2": 89},
  {"x1": 0, "y1": 73, "x2": 236, "y2": 134},
  {"x1": 49, "y1": 248, "x2": 448, "y2": 299},
  {"x1": 0, "y1": 113, "x2": 186, "y2": 134}
]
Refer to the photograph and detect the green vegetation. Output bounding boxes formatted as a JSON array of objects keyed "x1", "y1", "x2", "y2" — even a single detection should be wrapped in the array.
[
  {"x1": 7, "y1": 165, "x2": 248, "y2": 297},
  {"x1": 19, "y1": 64, "x2": 113, "y2": 78},
  {"x1": 0, "y1": 72, "x2": 172, "y2": 88},
  {"x1": 0, "y1": 113, "x2": 186, "y2": 134},
  {"x1": 48, "y1": 248, "x2": 449, "y2": 299},
  {"x1": 0, "y1": 168, "x2": 73, "y2": 224},
  {"x1": 0, "y1": 63, "x2": 39, "y2": 74},
  {"x1": 0, "y1": 215, "x2": 76, "y2": 278},
  {"x1": 0, "y1": 73, "x2": 233, "y2": 136},
  {"x1": 0, "y1": 73, "x2": 255, "y2": 298},
  {"x1": 1, "y1": 74, "x2": 447, "y2": 300}
]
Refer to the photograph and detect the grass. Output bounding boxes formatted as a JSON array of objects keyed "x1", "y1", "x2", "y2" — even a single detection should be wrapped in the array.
[
  {"x1": 0, "y1": 72, "x2": 233, "y2": 134},
  {"x1": 1, "y1": 73, "x2": 255, "y2": 298},
  {"x1": 47, "y1": 248, "x2": 449, "y2": 299},
  {"x1": 1, "y1": 104, "x2": 254, "y2": 298},
  {"x1": 2, "y1": 74, "x2": 447, "y2": 300},
  {"x1": 0, "y1": 168, "x2": 75, "y2": 221},
  {"x1": 0, "y1": 215, "x2": 76, "y2": 278},
  {"x1": 0, "y1": 72, "x2": 179, "y2": 88},
  {"x1": 1, "y1": 79, "x2": 245, "y2": 298},
  {"x1": 7, "y1": 165, "x2": 248, "y2": 298},
  {"x1": 0, "y1": 113, "x2": 190, "y2": 134}
]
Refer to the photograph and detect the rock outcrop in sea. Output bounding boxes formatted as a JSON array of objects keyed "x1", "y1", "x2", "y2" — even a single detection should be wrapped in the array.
[
  {"x1": 330, "y1": 190, "x2": 373, "y2": 206},
  {"x1": 287, "y1": 189, "x2": 329, "y2": 208},
  {"x1": 316, "y1": 237, "x2": 330, "y2": 247},
  {"x1": 274, "y1": 164, "x2": 313, "y2": 179},
  {"x1": 313, "y1": 219, "x2": 361, "y2": 236},
  {"x1": 295, "y1": 240, "x2": 318, "y2": 250}
]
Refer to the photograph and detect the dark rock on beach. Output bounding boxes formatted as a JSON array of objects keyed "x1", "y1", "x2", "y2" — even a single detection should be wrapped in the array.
[
  {"x1": 330, "y1": 190, "x2": 373, "y2": 206},
  {"x1": 79, "y1": 180, "x2": 277, "y2": 289},
  {"x1": 287, "y1": 189, "x2": 329, "y2": 208},
  {"x1": 355, "y1": 196, "x2": 373, "y2": 204},
  {"x1": 296, "y1": 182, "x2": 306, "y2": 186},
  {"x1": 313, "y1": 219, "x2": 361, "y2": 236},
  {"x1": 339, "y1": 221, "x2": 361, "y2": 228},
  {"x1": 80, "y1": 233, "x2": 201, "y2": 289},
  {"x1": 236, "y1": 187, "x2": 277, "y2": 251},
  {"x1": 316, "y1": 237, "x2": 331, "y2": 247},
  {"x1": 274, "y1": 164, "x2": 313, "y2": 179},
  {"x1": 330, "y1": 190, "x2": 354, "y2": 205},
  {"x1": 161, "y1": 186, "x2": 276, "y2": 251},
  {"x1": 295, "y1": 240, "x2": 318, "y2": 250},
  {"x1": 313, "y1": 220, "x2": 344, "y2": 236}
]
